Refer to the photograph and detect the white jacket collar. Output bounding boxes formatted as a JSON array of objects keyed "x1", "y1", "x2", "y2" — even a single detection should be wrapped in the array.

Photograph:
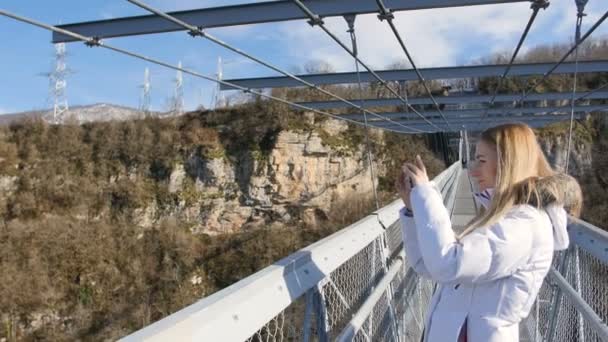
[
  {"x1": 473, "y1": 188, "x2": 494, "y2": 209},
  {"x1": 545, "y1": 204, "x2": 569, "y2": 251},
  {"x1": 472, "y1": 187, "x2": 569, "y2": 251}
]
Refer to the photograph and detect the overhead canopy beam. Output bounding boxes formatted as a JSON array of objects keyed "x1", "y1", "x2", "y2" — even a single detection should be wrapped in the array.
[
  {"x1": 220, "y1": 61, "x2": 608, "y2": 90},
  {"x1": 52, "y1": 0, "x2": 529, "y2": 43},
  {"x1": 296, "y1": 91, "x2": 608, "y2": 110},
  {"x1": 370, "y1": 114, "x2": 585, "y2": 133},
  {"x1": 342, "y1": 104, "x2": 608, "y2": 121},
  {"x1": 365, "y1": 112, "x2": 580, "y2": 127}
]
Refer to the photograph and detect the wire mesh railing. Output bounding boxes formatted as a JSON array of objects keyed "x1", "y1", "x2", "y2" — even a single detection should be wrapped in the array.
[{"x1": 521, "y1": 220, "x2": 608, "y2": 342}]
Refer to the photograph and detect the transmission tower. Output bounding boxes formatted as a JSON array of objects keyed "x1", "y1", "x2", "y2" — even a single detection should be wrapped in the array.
[
  {"x1": 172, "y1": 61, "x2": 184, "y2": 115},
  {"x1": 139, "y1": 67, "x2": 151, "y2": 114},
  {"x1": 46, "y1": 43, "x2": 72, "y2": 124},
  {"x1": 211, "y1": 56, "x2": 226, "y2": 109}
]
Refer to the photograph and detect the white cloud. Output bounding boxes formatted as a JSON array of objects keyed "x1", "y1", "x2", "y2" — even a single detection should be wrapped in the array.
[
  {"x1": 274, "y1": 3, "x2": 536, "y2": 72},
  {"x1": 272, "y1": 2, "x2": 603, "y2": 72}
]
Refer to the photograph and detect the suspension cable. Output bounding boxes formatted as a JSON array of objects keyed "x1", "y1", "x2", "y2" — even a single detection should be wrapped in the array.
[
  {"x1": 518, "y1": 9, "x2": 608, "y2": 106},
  {"x1": 480, "y1": 0, "x2": 548, "y2": 128},
  {"x1": 291, "y1": 0, "x2": 444, "y2": 131},
  {"x1": 345, "y1": 15, "x2": 380, "y2": 210},
  {"x1": 125, "y1": 0, "x2": 427, "y2": 134},
  {"x1": 565, "y1": 1, "x2": 588, "y2": 174},
  {"x1": 374, "y1": 0, "x2": 454, "y2": 131},
  {"x1": 0, "y1": 9, "x2": 422, "y2": 136}
]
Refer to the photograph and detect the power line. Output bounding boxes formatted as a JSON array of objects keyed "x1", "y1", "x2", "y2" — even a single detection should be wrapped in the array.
[
  {"x1": 0, "y1": 8, "x2": 427, "y2": 136},
  {"x1": 125, "y1": 0, "x2": 428, "y2": 133},
  {"x1": 291, "y1": 0, "x2": 443, "y2": 131}
]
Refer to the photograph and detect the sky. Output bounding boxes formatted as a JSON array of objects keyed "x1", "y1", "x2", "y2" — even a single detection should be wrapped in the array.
[{"x1": 0, "y1": 0, "x2": 607, "y2": 114}]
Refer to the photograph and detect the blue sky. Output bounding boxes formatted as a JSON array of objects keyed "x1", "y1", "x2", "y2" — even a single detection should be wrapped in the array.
[{"x1": 1, "y1": 0, "x2": 607, "y2": 114}]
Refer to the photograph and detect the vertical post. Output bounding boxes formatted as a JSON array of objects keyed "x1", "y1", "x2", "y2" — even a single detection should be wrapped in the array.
[
  {"x1": 368, "y1": 238, "x2": 378, "y2": 337},
  {"x1": 302, "y1": 288, "x2": 315, "y2": 342},
  {"x1": 314, "y1": 282, "x2": 330, "y2": 342},
  {"x1": 534, "y1": 298, "x2": 539, "y2": 342},
  {"x1": 458, "y1": 130, "x2": 463, "y2": 163},
  {"x1": 465, "y1": 130, "x2": 470, "y2": 167},
  {"x1": 573, "y1": 246, "x2": 586, "y2": 342},
  {"x1": 547, "y1": 246, "x2": 572, "y2": 342},
  {"x1": 381, "y1": 235, "x2": 401, "y2": 342}
]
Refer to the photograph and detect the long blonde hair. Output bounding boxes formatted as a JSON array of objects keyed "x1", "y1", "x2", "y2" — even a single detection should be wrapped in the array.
[{"x1": 458, "y1": 122, "x2": 582, "y2": 239}]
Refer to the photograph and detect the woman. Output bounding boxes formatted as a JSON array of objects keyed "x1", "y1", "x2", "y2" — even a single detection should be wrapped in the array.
[{"x1": 395, "y1": 123, "x2": 582, "y2": 342}]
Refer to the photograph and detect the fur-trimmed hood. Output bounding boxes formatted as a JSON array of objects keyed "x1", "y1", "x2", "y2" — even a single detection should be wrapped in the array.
[{"x1": 473, "y1": 173, "x2": 581, "y2": 251}]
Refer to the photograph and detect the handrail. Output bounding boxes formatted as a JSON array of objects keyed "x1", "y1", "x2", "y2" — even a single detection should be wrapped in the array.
[
  {"x1": 568, "y1": 217, "x2": 608, "y2": 264},
  {"x1": 548, "y1": 268, "x2": 608, "y2": 341},
  {"x1": 121, "y1": 214, "x2": 386, "y2": 341}
]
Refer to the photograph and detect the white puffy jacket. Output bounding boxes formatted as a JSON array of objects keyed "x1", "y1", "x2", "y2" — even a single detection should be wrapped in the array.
[{"x1": 400, "y1": 181, "x2": 570, "y2": 342}]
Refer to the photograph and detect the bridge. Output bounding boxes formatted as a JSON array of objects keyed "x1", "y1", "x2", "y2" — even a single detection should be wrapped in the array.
[{"x1": 2, "y1": 0, "x2": 608, "y2": 340}]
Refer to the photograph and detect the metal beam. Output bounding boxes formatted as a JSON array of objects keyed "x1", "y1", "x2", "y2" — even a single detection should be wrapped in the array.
[
  {"x1": 220, "y1": 60, "x2": 608, "y2": 90},
  {"x1": 52, "y1": 0, "x2": 529, "y2": 43},
  {"x1": 297, "y1": 91, "x2": 608, "y2": 110},
  {"x1": 342, "y1": 104, "x2": 608, "y2": 121},
  {"x1": 381, "y1": 120, "x2": 573, "y2": 133},
  {"x1": 366, "y1": 113, "x2": 580, "y2": 128}
]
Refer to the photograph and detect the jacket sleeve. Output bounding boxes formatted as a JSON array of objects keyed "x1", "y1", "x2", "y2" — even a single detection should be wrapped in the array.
[
  {"x1": 399, "y1": 208, "x2": 432, "y2": 279},
  {"x1": 410, "y1": 182, "x2": 536, "y2": 284}
]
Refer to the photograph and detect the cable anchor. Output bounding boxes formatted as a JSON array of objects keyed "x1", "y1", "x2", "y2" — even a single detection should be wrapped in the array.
[
  {"x1": 188, "y1": 26, "x2": 205, "y2": 37},
  {"x1": 377, "y1": 10, "x2": 394, "y2": 22},
  {"x1": 376, "y1": 0, "x2": 394, "y2": 21},
  {"x1": 84, "y1": 36, "x2": 101, "y2": 47},
  {"x1": 307, "y1": 15, "x2": 324, "y2": 27},
  {"x1": 530, "y1": 0, "x2": 550, "y2": 11}
]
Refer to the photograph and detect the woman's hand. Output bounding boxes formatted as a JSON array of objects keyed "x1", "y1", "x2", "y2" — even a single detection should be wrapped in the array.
[
  {"x1": 395, "y1": 167, "x2": 412, "y2": 209},
  {"x1": 396, "y1": 155, "x2": 430, "y2": 210},
  {"x1": 403, "y1": 155, "x2": 430, "y2": 187}
]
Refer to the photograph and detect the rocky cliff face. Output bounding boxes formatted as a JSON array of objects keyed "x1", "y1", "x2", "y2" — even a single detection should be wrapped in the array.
[
  {"x1": 538, "y1": 131, "x2": 593, "y2": 177},
  {"x1": 136, "y1": 117, "x2": 383, "y2": 235}
]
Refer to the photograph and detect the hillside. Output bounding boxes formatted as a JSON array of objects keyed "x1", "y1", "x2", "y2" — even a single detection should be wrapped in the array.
[
  {"x1": 0, "y1": 100, "x2": 447, "y2": 341},
  {"x1": 0, "y1": 103, "x2": 163, "y2": 126}
]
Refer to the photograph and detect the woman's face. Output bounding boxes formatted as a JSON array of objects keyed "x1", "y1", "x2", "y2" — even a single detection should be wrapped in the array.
[{"x1": 470, "y1": 140, "x2": 498, "y2": 191}]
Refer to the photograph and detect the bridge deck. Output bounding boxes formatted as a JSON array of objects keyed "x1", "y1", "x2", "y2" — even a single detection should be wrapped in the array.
[{"x1": 450, "y1": 168, "x2": 477, "y2": 234}]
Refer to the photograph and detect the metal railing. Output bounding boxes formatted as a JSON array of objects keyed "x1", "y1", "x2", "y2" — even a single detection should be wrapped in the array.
[
  {"x1": 120, "y1": 160, "x2": 608, "y2": 342},
  {"x1": 522, "y1": 219, "x2": 608, "y2": 342}
]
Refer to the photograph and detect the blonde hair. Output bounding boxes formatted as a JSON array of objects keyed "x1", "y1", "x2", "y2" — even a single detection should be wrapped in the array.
[{"x1": 458, "y1": 122, "x2": 582, "y2": 239}]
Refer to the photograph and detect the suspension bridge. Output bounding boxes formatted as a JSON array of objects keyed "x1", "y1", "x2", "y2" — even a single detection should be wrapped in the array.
[{"x1": 1, "y1": 0, "x2": 608, "y2": 340}]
